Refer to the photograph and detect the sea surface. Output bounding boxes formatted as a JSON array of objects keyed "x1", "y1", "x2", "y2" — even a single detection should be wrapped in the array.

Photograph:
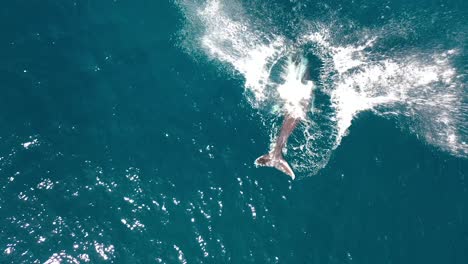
[{"x1": 1, "y1": 0, "x2": 467, "y2": 263}]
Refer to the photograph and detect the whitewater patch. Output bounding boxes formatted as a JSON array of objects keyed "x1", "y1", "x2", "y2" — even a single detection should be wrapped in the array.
[
  {"x1": 192, "y1": 0, "x2": 287, "y2": 104},
  {"x1": 176, "y1": 0, "x2": 467, "y2": 177},
  {"x1": 302, "y1": 28, "x2": 465, "y2": 156}
]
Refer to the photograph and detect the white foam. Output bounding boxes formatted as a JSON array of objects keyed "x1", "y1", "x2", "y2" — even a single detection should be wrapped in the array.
[
  {"x1": 329, "y1": 49, "x2": 463, "y2": 154},
  {"x1": 193, "y1": 0, "x2": 287, "y2": 104},
  {"x1": 301, "y1": 27, "x2": 465, "y2": 156},
  {"x1": 276, "y1": 56, "x2": 315, "y2": 119},
  {"x1": 330, "y1": 38, "x2": 377, "y2": 74}
]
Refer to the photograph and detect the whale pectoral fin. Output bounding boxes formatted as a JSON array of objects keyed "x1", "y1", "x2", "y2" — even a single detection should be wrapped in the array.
[{"x1": 254, "y1": 153, "x2": 296, "y2": 180}]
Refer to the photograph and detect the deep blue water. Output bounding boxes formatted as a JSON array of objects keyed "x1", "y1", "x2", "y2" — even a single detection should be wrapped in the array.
[{"x1": 0, "y1": 0, "x2": 467, "y2": 263}]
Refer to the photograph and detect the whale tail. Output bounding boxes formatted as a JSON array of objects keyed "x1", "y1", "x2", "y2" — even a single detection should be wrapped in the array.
[{"x1": 254, "y1": 152, "x2": 296, "y2": 180}]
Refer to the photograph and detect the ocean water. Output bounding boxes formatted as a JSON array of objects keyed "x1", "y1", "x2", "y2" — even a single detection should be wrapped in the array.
[{"x1": 1, "y1": 0, "x2": 467, "y2": 263}]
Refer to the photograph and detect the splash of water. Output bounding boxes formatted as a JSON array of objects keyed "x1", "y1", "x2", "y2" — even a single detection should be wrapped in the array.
[
  {"x1": 183, "y1": 0, "x2": 287, "y2": 105},
  {"x1": 302, "y1": 29, "x2": 466, "y2": 155},
  {"x1": 276, "y1": 56, "x2": 315, "y2": 119},
  {"x1": 177, "y1": 0, "x2": 467, "y2": 177}
]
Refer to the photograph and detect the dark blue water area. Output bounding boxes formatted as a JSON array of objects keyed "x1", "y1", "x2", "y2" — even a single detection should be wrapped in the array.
[{"x1": 0, "y1": 0, "x2": 467, "y2": 263}]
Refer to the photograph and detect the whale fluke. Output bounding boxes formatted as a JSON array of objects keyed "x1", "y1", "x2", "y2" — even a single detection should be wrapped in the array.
[{"x1": 255, "y1": 152, "x2": 296, "y2": 180}]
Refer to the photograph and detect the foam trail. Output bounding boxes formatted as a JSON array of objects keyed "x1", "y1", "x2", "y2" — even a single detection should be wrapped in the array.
[
  {"x1": 302, "y1": 29, "x2": 466, "y2": 156},
  {"x1": 196, "y1": 0, "x2": 286, "y2": 104}
]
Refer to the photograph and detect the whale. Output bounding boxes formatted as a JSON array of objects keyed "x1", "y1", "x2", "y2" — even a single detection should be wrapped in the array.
[{"x1": 254, "y1": 55, "x2": 312, "y2": 180}]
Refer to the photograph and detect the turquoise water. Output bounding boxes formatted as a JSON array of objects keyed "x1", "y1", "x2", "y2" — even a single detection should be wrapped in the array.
[{"x1": 1, "y1": 0, "x2": 467, "y2": 263}]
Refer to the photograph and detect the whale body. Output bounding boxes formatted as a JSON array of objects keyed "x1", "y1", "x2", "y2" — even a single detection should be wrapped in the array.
[{"x1": 255, "y1": 55, "x2": 313, "y2": 180}]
